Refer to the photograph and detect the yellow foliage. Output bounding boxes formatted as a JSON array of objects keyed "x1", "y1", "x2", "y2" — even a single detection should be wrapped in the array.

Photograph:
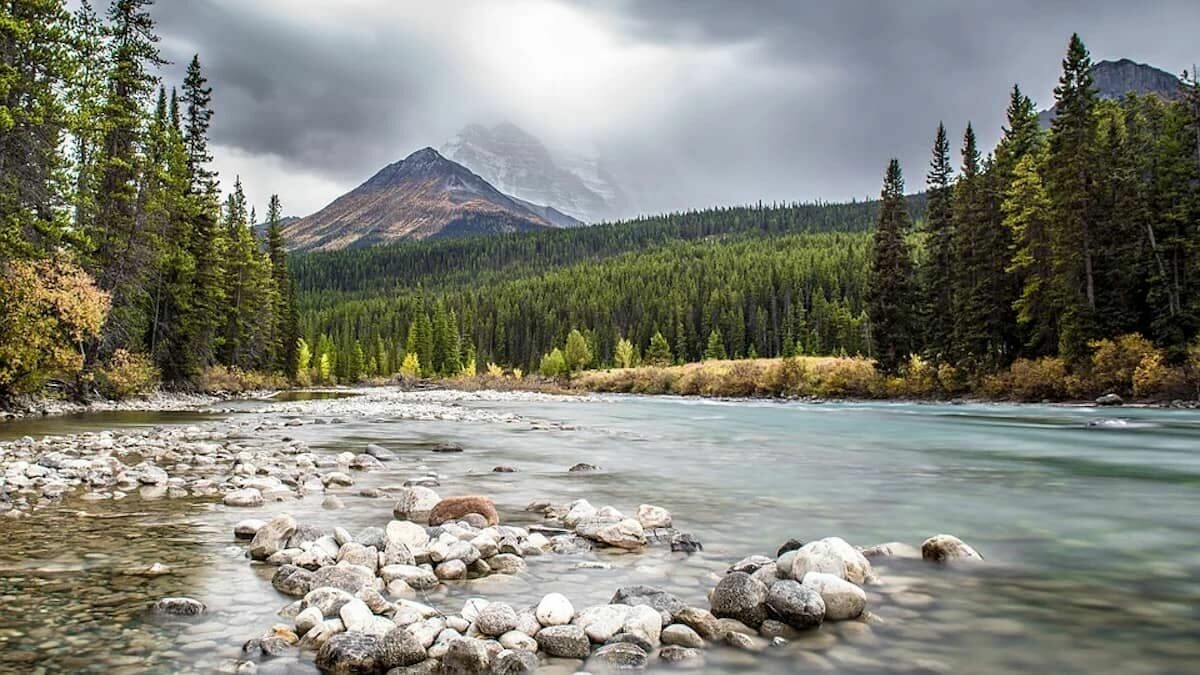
[
  {"x1": 485, "y1": 362, "x2": 504, "y2": 378},
  {"x1": 400, "y1": 352, "x2": 421, "y2": 378},
  {"x1": 1088, "y1": 334, "x2": 1157, "y2": 395},
  {"x1": 195, "y1": 366, "x2": 288, "y2": 394},
  {"x1": 0, "y1": 258, "x2": 109, "y2": 398},
  {"x1": 96, "y1": 349, "x2": 160, "y2": 399},
  {"x1": 981, "y1": 357, "x2": 1069, "y2": 401},
  {"x1": 1132, "y1": 352, "x2": 1189, "y2": 400}
]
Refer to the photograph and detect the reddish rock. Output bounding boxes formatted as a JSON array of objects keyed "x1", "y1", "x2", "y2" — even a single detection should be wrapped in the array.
[{"x1": 428, "y1": 496, "x2": 500, "y2": 526}]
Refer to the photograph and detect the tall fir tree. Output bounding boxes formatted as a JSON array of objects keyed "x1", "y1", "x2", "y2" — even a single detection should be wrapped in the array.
[
  {"x1": 867, "y1": 159, "x2": 916, "y2": 373},
  {"x1": 1004, "y1": 150, "x2": 1058, "y2": 355},
  {"x1": 919, "y1": 122, "x2": 955, "y2": 361},
  {"x1": 1045, "y1": 33, "x2": 1100, "y2": 363}
]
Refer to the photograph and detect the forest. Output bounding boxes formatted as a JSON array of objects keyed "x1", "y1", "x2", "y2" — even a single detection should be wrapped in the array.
[
  {"x1": 293, "y1": 35, "x2": 1200, "y2": 400},
  {"x1": 0, "y1": 0, "x2": 298, "y2": 402}
]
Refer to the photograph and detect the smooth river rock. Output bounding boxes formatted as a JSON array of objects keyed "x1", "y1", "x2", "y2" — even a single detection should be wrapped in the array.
[
  {"x1": 710, "y1": 572, "x2": 770, "y2": 628},
  {"x1": 921, "y1": 534, "x2": 984, "y2": 562}
]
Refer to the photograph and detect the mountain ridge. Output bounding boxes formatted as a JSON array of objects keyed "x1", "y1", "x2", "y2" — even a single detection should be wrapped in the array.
[
  {"x1": 280, "y1": 148, "x2": 576, "y2": 251},
  {"x1": 1038, "y1": 58, "x2": 1183, "y2": 127}
]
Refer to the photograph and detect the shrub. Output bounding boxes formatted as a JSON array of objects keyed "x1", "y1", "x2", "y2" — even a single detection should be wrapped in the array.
[
  {"x1": 986, "y1": 357, "x2": 1069, "y2": 401},
  {"x1": 811, "y1": 358, "x2": 882, "y2": 398},
  {"x1": 196, "y1": 366, "x2": 288, "y2": 394},
  {"x1": 399, "y1": 352, "x2": 421, "y2": 378},
  {"x1": 762, "y1": 356, "x2": 809, "y2": 396},
  {"x1": 460, "y1": 357, "x2": 477, "y2": 378},
  {"x1": 512, "y1": 368, "x2": 524, "y2": 380},
  {"x1": 1132, "y1": 352, "x2": 1189, "y2": 400},
  {"x1": 485, "y1": 362, "x2": 504, "y2": 378},
  {"x1": 936, "y1": 362, "x2": 967, "y2": 394},
  {"x1": 1088, "y1": 334, "x2": 1157, "y2": 396},
  {"x1": 539, "y1": 348, "x2": 568, "y2": 378},
  {"x1": 898, "y1": 355, "x2": 939, "y2": 397},
  {"x1": 0, "y1": 258, "x2": 110, "y2": 400},
  {"x1": 564, "y1": 329, "x2": 593, "y2": 373},
  {"x1": 96, "y1": 350, "x2": 160, "y2": 399}
]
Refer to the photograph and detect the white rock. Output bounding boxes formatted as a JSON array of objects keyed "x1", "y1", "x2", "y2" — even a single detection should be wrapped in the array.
[
  {"x1": 636, "y1": 504, "x2": 672, "y2": 529},
  {"x1": 535, "y1": 593, "x2": 574, "y2": 626},
  {"x1": 801, "y1": 572, "x2": 867, "y2": 620},
  {"x1": 386, "y1": 520, "x2": 430, "y2": 551},
  {"x1": 623, "y1": 604, "x2": 663, "y2": 645},
  {"x1": 223, "y1": 488, "x2": 263, "y2": 507},
  {"x1": 574, "y1": 604, "x2": 629, "y2": 643},
  {"x1": 338, "y1": 598, "x2": 374, "y2": 632},
  {"x1": 789, "y1": 537, "x2": 873, "y2": 584},
  {"x1": 462, "y1": 597, "x2": 490, "y2": 623},
  {"x1": 294, "y1": 606, "x2": 323, "y2": 636},
  {"x1": 499, "y1": 630, "x2": 538, "y2": 652},
  {"x1": 562, "y1": 499, "x2": 597, "y2": 527}
]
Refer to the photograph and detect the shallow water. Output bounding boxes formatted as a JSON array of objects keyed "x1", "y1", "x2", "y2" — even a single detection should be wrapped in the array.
[{"x1": 2, "y1": 393, "x2": 1199, "y2": 673}]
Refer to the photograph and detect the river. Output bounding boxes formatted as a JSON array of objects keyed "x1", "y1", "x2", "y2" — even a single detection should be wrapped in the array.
[{"x1": 1, "y1": 391, "x2": 1198, "y2": 674}]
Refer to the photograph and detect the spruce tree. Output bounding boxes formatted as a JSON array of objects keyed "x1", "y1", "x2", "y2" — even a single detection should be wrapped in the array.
[
  {"x1": 866, "y1": 159, "x2": 916, "y2": 373},
  {"x1": 1046, "y1": 33, "x2": 1099, "y2": 363},
  {"x1": 182, "y1": 54, "x2": 217, "y2": 199},
  {"x1": 645, "y1": 331, "x2": 672, "y2": 367},
  {"x1": 919, "y1": 122, "x2": 956, "y2": 361},
  {"x1": 703, "y1": 328, "x2": 727, "y2": 360},
  {"x1": 1004, "y1": 151, "x2": 1058, "y2": 355},
  {"x1": 266, "y1": 194, "x2": 296, "y2": 373}
]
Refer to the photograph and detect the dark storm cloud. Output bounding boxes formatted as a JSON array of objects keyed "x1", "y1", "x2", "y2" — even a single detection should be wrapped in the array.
[{"x1": 149, "y1": 0, "x2": 1200, "y2": 215}]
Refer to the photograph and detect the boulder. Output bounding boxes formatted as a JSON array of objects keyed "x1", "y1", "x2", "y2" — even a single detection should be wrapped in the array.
[
  {"x1": 380, "y1": 565, "x2": 439, "y2": 591},
  {"x1": 223, "y1": 488, "x2": 263, "y2": 507},
  {"x1": 670, "y1": 532, "x2": 704, "y2": 553},
  {"x1": 442, "y1": 638, "x2": 491, "y2": 675},
  {"x1": 486, "y1": 554, "x2": 526, "y2": 575},
  {"x1": 314, "y1": 632, "x2": 383, "y2": 674},
  {"x1": 153, "y1": 596, "x2": 206, "y2": 616},
  {"x1": 622, "y1": 605, "x2": 663, "y2": 646},
  {"x1": 379, "y1": 627, "x2": 427, "y2": 669},
  {"x1": 777, "y1": 538, "x2": 805, "y2": 557},
  {"x1": 311, "y1": 564, "x2": 376, "y2": 594},
  {"x1": 661, "y1": 623, "x2": 704, "y2": 648},
  {"x1": 536, "y1": 592, "x2": 574, "y2": 626},
  {"x1": 364, "y1": 444, "x2": 394, "y2": 460},
  {"x1": 304, "y1": 587, "x2": 356, "y2": 617},
  {"x1": 765, "y1": 579, "x2": 825, "y2": 629},
  {"x1": 249, "y1": 514, "x2": 297, "y2": 560},
  {"x1": 339, "y1": 599, "x2": 375, "y2": 633},
  {"x1": 498, "y1": 630, "x2": 538, "y2": 653},
  {"x1": 674, "y1": 606, "x2": 721, "y2": 641},
  {"x1": 435, "y1": 560, "x2": 467, "y2": 580},
  {"x1": 568, "y1": 462, "x2": 597, "y2": 472},
  {"x1": 589, "y1": 642, "x2": 648, "y2": 669},
  {"x1": 636, "y1": 504, "x2": 672, "y2": 529},
  {"x1": 610, "y1": 586, "x2": 686, "y2": 626},
  {"x1": 535, "y1": 624, "x2": 591, "y2": 658},
  {"x1": 428, "y1": 496, "x2": 500, "y2": 527},
  {"x1": 860, "y1": 542, "x2": 922, "y2": 559},
  {"x1": 577, "y1": 517, "x2": 646, "y2": 550},
  {"x1": 788, "y1": 537, "x2": 873, "y2": 584},
  {"x1": 489, "y1": 648, "x2": 539, "y2": 674},
  {"x1": 921, "y1": 534, "x2": 983, "y2": 562},
  {"x1": 234, "y1": 519, "x2": 265, "y2": 539},
  {"x1": 658, "y1": 645, "x2": 704, "y2": 666},
  {"x1": 386, "y1": 520, "x2": 430, "y2": 551},
  {"x1": 475, "y1": 603, "x2": 519, "y2": 637},
  {"x1": 272, "y1": 564, "x2": 315, "y2": 597},
  {"x1": 575, "y1": 604, "x2": 628, "y2": 643},
  {"x1": 1096, "y1": 393, "x2": 1123, "y2": 406},
  {"x1": 709, "y1": 572, "x2": 769, "y2": 628},
  {"x1": 801, "y1": 572, "x2": 866, "y2": 620},
  {"x1": 393, "y1": 487, "x2": 441, "y2": 519},
  {"x1": 295, "y1": 606, "x2": 324, "y2": 636}
]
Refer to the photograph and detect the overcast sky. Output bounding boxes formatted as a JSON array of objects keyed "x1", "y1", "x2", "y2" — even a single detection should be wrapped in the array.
[{"x1": 149, "y1": 0, "x2": 1200, "y2": 218}]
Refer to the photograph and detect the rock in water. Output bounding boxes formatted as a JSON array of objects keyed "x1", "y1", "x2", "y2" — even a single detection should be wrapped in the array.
[
  {"x1": 921, "y1": 534, "x2": 983, "y2": 562},
  {"x1": 364, "y1": 444, "x2": 394, "y2": 460},
  {"x1": 710, "y1": 572, "x2": 769, "y2": 628},
  {"x1": 428, "y1": 496, "x2": 499, "y2": 526},
  {"x1": 788, "y1": 536, "x2": 873, "y2": 584},
  {"x1": 441, "y1": 638, "x2": 490, "y2": 674},
  {"x1": 670, "y1": 532, "x2": 703, "y2": 553},
  {"x1": 153, "y1": 597, "x2": 206, "y2": 616},
  {"x1": 314, "y1": 632, "x2": 383, "y2": 674},
  {"x1": 491, "y1": 648, "x2": 539, "y2": 674},
  {"x1": 475, "y1": 603, "x2": 519, "y2": 637},
  {"x1": 661, "y1": 624, "x2": 704, "y2": 648},
  {"x1": 393, "y1": 487, "x2": 441, "y2": 518},
  {"x1": 674, "y1": 606, "x2": 721, "y2": 641},
  {"x1": 568, "y1": 463, "x2": 597, "y2": 472},
  {"x1": 801, "y1": 572, "x2": 866, "y2": 620},
  {"x1": 1096, "y1": 393, "x2": 1123, "y2": 406},
  {"x1": 272, "y1": 564, "x2": 315, "y2": 597},
  {"x1": 536, "y1": 592, "x2": 574, "y2": 626},
  {"x1": 249, "y1": 514, "x2": 297, "y2": 560},
  {"x1": 777, "y1": 538, "x2": 805, "y2": 556},
  {"x1": 610, "y1": 586, "x2": 686, "y2": 625},
  {"x1": 431, "y1": 443, "x2": 464, "y2": 453},
  {"x1": 860, "y1": 542, "x2": 922, "y2": 559},
  {"x1": 535, "y1": 624, "x2": 591, "y2": 658},
  {"x1": 379, "y1": 627, "x2": 426, "y2": 669},
  {"x1": 636, "y1": 504, "x2": 672, "y2": 529},
  {"x1": 765, "y1": 579, "x2": 826, "y2": 629},
  {"x1": 223, "y1": 488, "x2": 263, "y2": 507},
  {"x1": 589, "y1": 642, "x2": 649, "y2": 669}
]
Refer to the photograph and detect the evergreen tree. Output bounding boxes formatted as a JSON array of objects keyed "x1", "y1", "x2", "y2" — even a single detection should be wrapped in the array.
[
  {"x1": 1004, "y1": 150, "x2": 1059, "y2": 355},
  {"x1": 181, "y1": 53, "x2": 216, "y2": 199},
  {"x1": 867, "y1": 159, "x2": 916, "y2": 373},
  {"x1": 0, "y1": 0, "x2": 77, "y2": 259},
  {"x1": 703, "y1": 328, "x2": 727, "y2": 360},
  {"x1": 67, "y1": 0, "x2": 109, "y2": 237},
  {"x1": 564, "y1": 329, "x2": 592, "y2": 373},
  {"x1": 645, "y1": 331, "x2": 673, "y2": 367},
  {"x1": 266, "y1": 194, "x2": 296, "y2": 373},
  {"x1": 1046, "y1": 33, "x2": 1100, "y2": 362},
  {"x1": 920, "y1": 122, "x2": 956, "y2": 360},
  {"x1": 615, "y1": 337, "x2": 636, "y2": 368}
]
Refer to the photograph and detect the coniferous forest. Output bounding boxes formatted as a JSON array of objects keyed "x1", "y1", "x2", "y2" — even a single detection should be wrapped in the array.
[
  {"x1": 1, "y1": 0, "x2": 298, "y2": 402},
  {"x1": 291, "y1": 35, "x2": 1200, "y2": 399}
]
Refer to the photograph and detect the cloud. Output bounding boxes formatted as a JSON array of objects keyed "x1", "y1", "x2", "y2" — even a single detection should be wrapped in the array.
[{"x1": 150, "y1": 0, "x2": 1200, "y2": 217}]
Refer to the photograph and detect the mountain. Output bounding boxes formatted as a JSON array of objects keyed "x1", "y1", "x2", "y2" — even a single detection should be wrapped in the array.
[
  {"x1": 281, "y1": 148, "x2": 574, "y2": 252},
  {"x1": 440, "y1": 123, "x2": 630, "y2": 223},
  {"x1": 1038, "y1": 58, "x2": 1183, "y2": 127},
  {"x1": 251, "y1": 215, "x2": 300, "y2": 238}
]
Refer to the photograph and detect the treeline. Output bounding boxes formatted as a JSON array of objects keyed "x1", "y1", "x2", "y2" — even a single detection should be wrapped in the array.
[
  {"x1": 1, "y1": 0, "x2": 297, "y2": 401},
  {"x1": 868, "y1": 34, "x2": 1200, "y2": 391},
  {"x1": 293, "y1": 196, "x2": 924, "y2": 296},
  {"x1": 296, "y1": 232, "x2": 872, "y2": 380}
]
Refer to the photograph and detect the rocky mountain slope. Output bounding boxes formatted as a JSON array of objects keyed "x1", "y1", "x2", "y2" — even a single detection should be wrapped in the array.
[
  {"x1": 1039, "y1": 58, "x2": 1183, "y2": 126},
  {"x1": 281, "y1": 148, "x2": 573, "y2": 251},
  {"x1": 440, "y1": 123, "x2": 630, "y2": 223}
]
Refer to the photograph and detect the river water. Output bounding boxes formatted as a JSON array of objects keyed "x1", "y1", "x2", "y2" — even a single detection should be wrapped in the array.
[{"x1": 1, "y1": 391, "x2": 1198, "y2": 674}]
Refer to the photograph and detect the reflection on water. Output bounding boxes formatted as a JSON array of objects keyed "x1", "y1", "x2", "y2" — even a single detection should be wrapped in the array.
[
  {"x1": 0, "y1": 410, "x2": 220, "y2": 442},
  {"x1": 2, "y1": 394, "x2": 1199, "y2": 673}
]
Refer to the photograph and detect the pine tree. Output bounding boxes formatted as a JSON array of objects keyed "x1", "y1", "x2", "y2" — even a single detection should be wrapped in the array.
[
  {"x1": 1004, "y1": 151, "x2": 1059, "y2": 355},
  {"x1": 0, "y1": 0, "x2": 77, "y2": 260},
  {"x1": 1046, "y1": 33, "x2": 1100, "y2": 363},
  {"x1": 415, "y1": 312, "x2": 434, "y2": 377},
  {"x1": 67, "y1": 0, "x2": 109, "y2": 237},
  {"x1": 703, "y1": 328, "x2": 727, "y2": 360},
  {"x1": 919, "y1": 122, "x2": 955, "y2": 360},
  {"x1": 645, "y1": 331, "x2": 672, "y2": 367},
  {"x1": 181, "y1": 54, "x2": 217, "y2": 199},
  {"x1": 266, "y1": 194, "x2": 296, "y2": 373},
  {"x1": 866, "y1": 159, "x2": 916, "y2": 373}
]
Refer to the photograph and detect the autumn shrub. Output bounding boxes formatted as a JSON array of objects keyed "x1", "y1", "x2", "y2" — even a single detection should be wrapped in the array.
[
  {"x1": 96, "y1": 349, "x2": 160, "y2": 399},
  {"x1": 983, "y1": 357, "x2": 1069, "y2": 401},
  {"x1": 195, "y1": 366, "x2": 288, "y2": 394},
  {"x1": 936, "y1": 363, "x2": 968, "y2": 395},
  {"x1": 761, "y1": 356, "x2": 810, "y2": 396},
  {"x1": 1087, "y1": 334, "x2": 1157, "y2": 396},
  {"x1": 0, "y1": 258, "x2": 110, "y2": 400},
  {"x1": 811, "y1": 358, "x2": 883, "y2": 398},
  {"x1": 895, "y1": 355, "x2": 939, "y2": 398},
  {"x1": 1132, "y1": 352, "x2": 1189, "y2": 400}
]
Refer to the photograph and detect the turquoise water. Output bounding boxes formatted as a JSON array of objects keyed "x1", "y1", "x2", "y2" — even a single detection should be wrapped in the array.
[{"x1": 1, "y1": 394, "x2": 1198, "y2": 673}]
